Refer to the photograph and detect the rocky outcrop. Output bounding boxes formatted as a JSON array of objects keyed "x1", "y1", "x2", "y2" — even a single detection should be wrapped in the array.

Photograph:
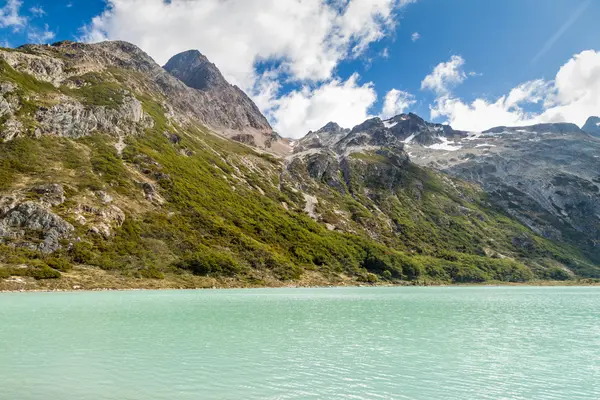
[
  {"x1": 31, "y1": 184, "x2": 66, "y2": 207},
  {"x1": 34, "y1": 96, "x2": 151, "y2": 139},
  {"x1": 72, "y1": 202, "x2": 126, "y2": 239},
  {"x1": 296, "y1": 122, "x2": 350, "y2": 152},
  {"x1": 582, "y1": 116, "x2": 600, "y2": 137},
  {"x1": 0, "y1": 201, "x2": 74, "y2": 253},
  {"x1": 164, "y1": 50, "x2": 272, "y2": 133}
]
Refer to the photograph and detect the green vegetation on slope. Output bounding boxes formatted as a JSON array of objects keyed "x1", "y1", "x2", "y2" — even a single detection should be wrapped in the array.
[{"x1": 0, "y1": 51, "x2": 597, "y2": 286}]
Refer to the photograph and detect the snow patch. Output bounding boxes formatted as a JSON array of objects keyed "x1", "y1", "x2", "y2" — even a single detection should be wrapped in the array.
[
  {"x1": 463, "y1": 132, "x2": 484, "y2": 141},
  {"x1": 426, "y1": 137, "x2": 462, "y2": 151},
  {"x1": 383, "y1": 119, "x2": 398, "y2": 129},
  {"x1": 475, "y1": 143, "x2": 496, "y2": 148},
  {"x1": 403, "y1": 133, "x2": 417, "y2": 144}
]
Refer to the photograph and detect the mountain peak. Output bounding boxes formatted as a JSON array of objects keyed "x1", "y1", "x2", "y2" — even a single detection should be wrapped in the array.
[
  {"x1": 164, "y1": 49, "x2": 229, "y2": 91},
  {"x1": 317, "y1": 122, "x2": 345, "y2": 133},
  {"x1": 582, "y1": 116, "x2": 600, "y2": 137}
]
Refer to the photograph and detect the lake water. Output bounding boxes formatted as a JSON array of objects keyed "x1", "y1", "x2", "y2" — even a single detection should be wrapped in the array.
[{"x1": 1, "y1": 287, "x2": 599, "y2": 399}]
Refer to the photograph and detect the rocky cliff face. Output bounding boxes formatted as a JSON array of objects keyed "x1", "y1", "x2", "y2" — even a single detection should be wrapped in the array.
[
  {"x1": 163, "y1": 50, "x2": 278, "y2": 146},
  {"x1": 583, "y1": 116, "x2": 600, "y2": 137}
]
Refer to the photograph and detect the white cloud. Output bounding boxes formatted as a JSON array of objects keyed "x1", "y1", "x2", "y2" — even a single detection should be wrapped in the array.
[
  {"x1": 27, "y1": 23, "x2": 55, "y2": 44},
  {"x1": 421, "y1": 55, "x2": 466, "y2": 95},
  {"x1": 425, "y1": 50, "x2": 600, "y2": 132},
  {"x1": 411, "y1": 32, "x2": 420, "y2": 42},
  {"x1": 381, "y1": 89, "x2": 416, "y2": 118},
  {"x1": 80, "y1": 0, "x2": 417, "y2": 138},
  {"x1": 0, "y1": 0, "x2": 26, "y2": 29},
  {"x1": 265, "y1": 73, "x2": 377, "y2": 138},
  {"x1": 29, "y1": 6, "x2": 46, "y2": 17},
  {"x1": 81, "y1": 0, "x2": 411, "y2": 88}
]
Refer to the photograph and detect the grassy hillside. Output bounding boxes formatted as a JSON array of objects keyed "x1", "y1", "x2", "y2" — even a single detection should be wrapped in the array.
[{"x1": 0, "y1": 44, "x2": 597, "y2": 289}]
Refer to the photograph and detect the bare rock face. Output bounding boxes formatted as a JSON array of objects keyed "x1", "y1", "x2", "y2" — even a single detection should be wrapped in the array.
[
  {"x1": 34, "y1": 96, "x2": 150, "y2": 139},
  {"x1": 582, "y1": 116, "x2": 600, "y2": 137},
  {"x1": 0, "y1": 201, "x2": 74, "y2": 253},
  {"x1": 295, "y1": 122, "x2": 349, "y2": 153},
  {"x1": 0, "y1": 49, "x2": 66, "y2": 86},
  {"x1": 31, "y1": 184, "x2": 66, "y2": 207},
  {"x1": 163, "y1": 50, "x2": 271, "y2": 132}
]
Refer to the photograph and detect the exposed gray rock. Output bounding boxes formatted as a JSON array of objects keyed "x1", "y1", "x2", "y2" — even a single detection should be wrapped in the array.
[
  {"x1": 0, "y1": 201, "x2": 74, "y2": 253},
  {"x1": 0, "y1": 118, "x2": 23, "y2": 141},
  {"x1": 582, "y1": 116, "x2": 600, "y2": 137},
  {"x1": 2, "y1": 41, "x2": 291, "y2": 153},
  {"x1": 231, "y1": 133, "x2": 256, "y2": 146},
  {"x1": 0, "y1": 49, "x2": 66, "y2": 86},
  {"x1": 31, "y1": 184, "x2": 66, "y2": 206},
  {"x1": 164, "y1": 50, "x2": 271, "y2": 133},
  {"x1": 295, "y1": 122, "x2": 350, "y2": 152},
  {"x1": 34, "y1": 96, "x2": 149, "y2": 139}
]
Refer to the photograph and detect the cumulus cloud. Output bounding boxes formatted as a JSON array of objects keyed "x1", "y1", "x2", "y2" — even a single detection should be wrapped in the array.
[
  {"x1": 0, "y1": 0, "x2": 26, "y2": 29},
  {"x1": 421, "y1": 55, "x2": 466, "y2": 95},
  {"x1": 265, "y1": 73, "x2": 377, "y2": 139},
  {"x1": 27, "y1": 23, "x2": 55, "y2": 44},
  {"x1": 381, "y1": 89, "x2": 416, "y2": 118},
  {"x1": 411, "y1": 32, "x2": 420, "y2": 42},
  {"x1": 81, "y1": 0, "x2": 410, "y2": 87},
  {"x1": 424, "y1": 50, "x2": 600, "y2": 132},
  {"x1": 80, "y1": 0, "x2": 416, "y2": 138}
]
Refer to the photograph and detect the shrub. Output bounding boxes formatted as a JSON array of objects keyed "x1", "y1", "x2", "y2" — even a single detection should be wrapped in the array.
[
  {"x1": 357, "y1": 272, "x2": 379, "y2": 284},
  {"x1": 29, "y1": 265, "x2": 62, "y2": 280},
  {"x1": 45, "y1": 257, "x2": 73, "y2": 272},
  {"x1": 176, "y1": 249, "x2": 242, "y2": 277},
  {"x1": 544, "y1": 267, "x2": 572, "y2": 281},
  {"x1": 139, "y1": 266, "x2": 165, "y2": 280}
]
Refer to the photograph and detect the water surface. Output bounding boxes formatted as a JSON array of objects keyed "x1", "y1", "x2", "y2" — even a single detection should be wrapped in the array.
[{"x1": 1, "y1": 287, "x2": 599, "y2": 399}]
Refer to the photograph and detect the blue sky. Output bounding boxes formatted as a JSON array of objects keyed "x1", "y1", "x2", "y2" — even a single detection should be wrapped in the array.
[{"x1": 1, "y1": 0, "x2": 599, "y2": 137}]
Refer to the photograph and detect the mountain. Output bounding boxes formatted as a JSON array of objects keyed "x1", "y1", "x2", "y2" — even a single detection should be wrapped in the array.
[
  {"x1": 163, "y1": 50, "x2": 291, "y2": 153},
  {"x1": 297, "y1": 115, "x2": 600, "y2": 272},
  {"x1": 0, "y1": 40, "x2": 597, "y2": 290},
  {"x1": 583, "y1": 116, "x2": 600, "y2": 136}
]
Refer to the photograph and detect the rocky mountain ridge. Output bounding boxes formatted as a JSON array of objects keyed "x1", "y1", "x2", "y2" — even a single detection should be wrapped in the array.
[
  {"x1": 0, "y1": 40, "x2": 291, "y2": 153},
  {"x1": 0, "y1": 40, "x2": 598, "y2": 290},
  {"x1": 296, "y1": 115, "x2": 600, "y2": 266},
  {"x1": 583, "y1": 116, "x2": 600, "y2": 137}
]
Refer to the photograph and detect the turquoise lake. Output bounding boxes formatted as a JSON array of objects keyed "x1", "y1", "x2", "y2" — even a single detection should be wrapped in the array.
[{"x1": 1, "y1": 287, "x2": 599, "y2": 399}]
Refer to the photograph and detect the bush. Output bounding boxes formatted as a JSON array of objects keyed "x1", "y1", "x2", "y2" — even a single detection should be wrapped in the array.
[
  {"x1": 70, "y1": 242, "x2": 97, "y2": 264},
  {"x1": 357, "y1": 272, "x2": 379, "y2": 284},
  {"x1": 29, "y1": 265, "x2": 62, "y2": 280},
  {"x1": 139, "y1": 266, "x2": 165, "y2": 280},
  {"x1": 544, "y1": 267, "x2": 572, "y2": 281},
  {"x1": 176, "y1": 249, "x2": 242, "y2": 277},
  {"x1": 45, "y1": 257, "x2": 73, "y2": 272}
]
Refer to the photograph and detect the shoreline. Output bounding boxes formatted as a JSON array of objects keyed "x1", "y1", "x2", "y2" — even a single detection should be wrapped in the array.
[
  {"x1": 2, "y1": 278, "x2": 599, "y2": 294},
  {"x1": 2, "y1": 265, "x2": 599, "y2": 294}
]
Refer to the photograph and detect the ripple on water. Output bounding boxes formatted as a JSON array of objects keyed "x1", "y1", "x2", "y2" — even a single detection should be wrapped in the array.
[{"x1": 0, "y1": 287, "x2": 599, "y2": 400}]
